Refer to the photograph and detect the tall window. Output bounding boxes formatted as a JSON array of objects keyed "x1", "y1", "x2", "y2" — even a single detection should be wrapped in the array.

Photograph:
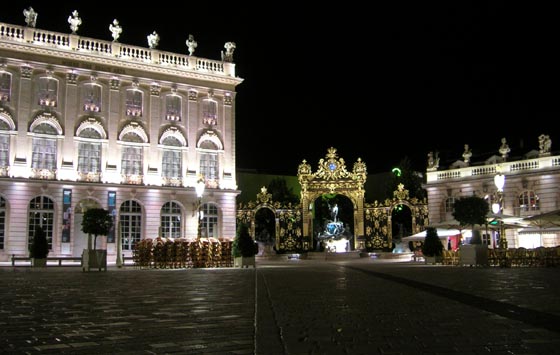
[
  {"x1": 166, "y1": 95, "x2": 181, "y2": 121},
  {"x1": 0, "y1": 72, "x2": 11, "y2": 102},
  {"x1": 519, "y1": 191, "x2": 539, "y2": 212},
  {"x1": 77, "y1": 127, "x2": 102, "y2": 174},
  {"x1": 444, "y1": 197, "x2": 456, "y2": 213},
  {"x1": 202, "y1": 98, "x2": 217, "y2": 125},
  {"x1": 160, "y1": 201, "x2": 182, "y2": 238},
  {"x1": 162, "y1": 136, "x2": 182, "y2": 179},
  {"x1": 199, "y1": 141, "x2": 219, "y2": 181},
  {"x1": 28, "y1": 196, "x2": 54, "y2": 250},
  {"x1": 121, "y1": 146, "x2": 143, "y2": 175},
  {"x1": 119, "y1": 200, "x2": 142, "y2": 251},
  {"x1": 201, "y1": 203, "x2": 218, "y2": 238},
  {"x1": 83, "y1": 83, "x2": 102, "y2": 112},
  {"x1": 32, "y1": 137, "x2": 57, "y2": 170},
  {"x1": 0, "y1": 135, "x2": 9, "y2": 169},
  {"x1": 0, "y1": 196, "x2": 5, "y2": 249},
  {"x1": 126, "y1": 89, "x2": 143, "y2": 117},
  {"x1": 38, "y1": 77, "x2": 58, "y2": 107}
]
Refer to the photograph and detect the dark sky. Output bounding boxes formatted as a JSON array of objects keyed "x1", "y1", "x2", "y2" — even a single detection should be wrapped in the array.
[{"x1": 2, "y1": 2, "x2": 557, "y2": 175}]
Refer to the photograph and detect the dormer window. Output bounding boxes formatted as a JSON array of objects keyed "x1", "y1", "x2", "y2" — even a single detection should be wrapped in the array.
[
  {"x1": 83, "y1": 83, "x2": 102, "y2": 112},
  {"x1": 38, "y1": 77, "x2": 58, "y2": 107},
  {"x1": 126, "y1": 89, "x2": 143, "y2": 117}
]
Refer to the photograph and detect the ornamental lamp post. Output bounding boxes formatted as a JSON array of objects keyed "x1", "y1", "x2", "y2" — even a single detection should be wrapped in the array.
[
  {"x1": 195, "y1": 176, "x2": 205, "y2": 240},
  {"x1": 493, "y1": 172, "x2": 507, "y2": 249}
]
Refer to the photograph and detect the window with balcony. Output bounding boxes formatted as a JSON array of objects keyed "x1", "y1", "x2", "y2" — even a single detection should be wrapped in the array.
[
  {"x1": 199, "y1": 140, "x2": 219, "y2": 183},
  {"x1": 121, "y1": 146, "x2": 143, "y2": 176},
  {"x1": 0, "y1": 72, "x2": 11, "y2": 102},
  {"x1": 202, "y1": 98, "x2": 217, "y2": 125},
  {"x1": 83, "y1": 83, "x2": 102, "y2": 112},
  {"x1": 119, "y1": 200, "x2": 142, "y2": 251},
  {"x1": 28, "y1": 196, "x2": 54, "y2": 250},
  {"x1": 160, "y1": 201, "x2": 182, "y2": 238},
  {"x1": 126, "y1": 89, "x2": 143, "y2": 117},
  {"x1": 166, "y1": 94, "x2": 181, "y2": 121},
  {"x1": 32, "y1": 137, "x2": 57, "y2": 170},
  {"x1": 78, "y1": 138, "x2": 101, "y2": 175},
  {"x1": 0, "y1": 196, "x2": 5, "y2": 249},
  {"x1": 162, "y1": 136, "x2": 182, "y2": 181},
  {"x1": 200, "y1": 203, "x2": 218, "y2": 239},
  {"x1": 0, "y1": 135, "x2": 9, "y2": 170},
  {"x1": 38, "y1": 77, "x2": 58, "y2": 107}
]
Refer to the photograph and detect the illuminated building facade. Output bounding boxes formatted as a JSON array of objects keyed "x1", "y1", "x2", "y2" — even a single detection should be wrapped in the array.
[
  {"x1": 0, "y1": 15, "x2": 242, "y2": 262},
  {"x1": 424, "y1": 138, "x2": 560, "y2": 249}
]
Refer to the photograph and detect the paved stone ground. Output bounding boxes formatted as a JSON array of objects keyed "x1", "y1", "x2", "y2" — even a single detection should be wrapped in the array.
[{"x1": 1, "y1": 258, "x2": 559, "y2": 354}]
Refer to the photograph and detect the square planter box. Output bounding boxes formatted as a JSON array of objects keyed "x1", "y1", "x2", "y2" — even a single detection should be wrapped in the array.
[
  {"x1": 82, "y1": 249, "x2": 107, "y2": 272},
  {"x1": 234, "y1": 256, "x2": 255, "y2": 268},
  {"x1": 459, "y1": 244, "x2": 488, "y2": 266}
]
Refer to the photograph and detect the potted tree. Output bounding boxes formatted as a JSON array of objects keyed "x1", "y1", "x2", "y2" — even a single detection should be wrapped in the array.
[
  {"x1": 29, "y1": 225, "x2": 49, "y2": 267},
  {"x1": 452, "y1": 196, "x2": 489, "y2": 266},
  {"x1": 81, "y1": 208, "x2": 113, "y2": 271},
  {"x1": 233, "y1": 222, "x2": 257, "y2": 268},
  {"x1": 421, "y1": 227, "x2": 443, "y2": 264}
]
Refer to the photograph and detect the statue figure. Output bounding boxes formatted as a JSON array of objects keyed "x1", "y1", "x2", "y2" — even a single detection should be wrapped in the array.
[
  {"x1": 427, "y1": 151, "x2": 439, "y2": 171},
  {"x1": 186, "y1": 34, "x2": 197, "y2": 56},
  {"x1": 499, "y1": 137, "x2": 510, "y2": 160},
  {"x1": 539, "y1": 134, "x2": 552, "y2": 155},
  {"x1": 462, "y1": 144, "x2": 472, "y2": 164},
  {"x1": 221, "y1": 42, "x2": 236, "y2": 62},
  {"x1": 147, "y1": 31, "x2": 159, "y2": 49},
  {"x1": 109, "y1": 19, "x2": 122, "y2": 42},
  {"x1": 68, "y1": 10, "x2": 82, "y2": 34},
  {"x1": 330, "y1": 203, "x2": 338, "y2": 222},
  {"x1": 23, "y1": 7, "x2": 37, "y2": 28}
]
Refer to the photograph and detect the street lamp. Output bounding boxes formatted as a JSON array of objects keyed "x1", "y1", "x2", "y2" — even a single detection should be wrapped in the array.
[
  {"x1": 493, "y1": 172, "x2": 507, "y2": 249},
  {"x1": 195, "y1": 176, "x2": 205, "y2": 240}
]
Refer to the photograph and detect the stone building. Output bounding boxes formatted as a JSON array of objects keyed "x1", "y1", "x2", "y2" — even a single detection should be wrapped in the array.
[{"x1": 0, "y1": 10, "x2": 242, "y2": 262}]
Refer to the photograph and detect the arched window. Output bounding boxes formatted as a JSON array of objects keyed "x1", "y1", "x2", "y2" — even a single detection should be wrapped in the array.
[
  {"x1": 199, "y1": 140, "x2": 218, "y2": 181},
  {"x1": 0, "y1": 134, "x2": 9, "y2": 171},
  {"x1": 200, "y1": 203, "x2": 218, "y2": 239},
  {"x1": 160, "y1": 201, "x2": 182, "y2": 238},
  {"x1": 119, "y1": 200, "x2": 142, "y2": 251},
  {"x1": 83, "y1": 83, "x2": 102, "y2": 112},
  {"x1": 126, "y1": 89, "x2": 143, "y2": 117},
  {"x1": 31, "y1": 123, "x2": 58, "y2": 171},
  {"x1": 77, "y1": 127, "x2": 102, "y2": 176},
  {"x1": 0, "y1": 196, "x2": 5, "y2": 249},
  {"x1": 28, "y1": 196, "x2": 54, "y2": 250},
  {"x1": 162, "y1": 136, "x2": 182, "y2": 180},
  {"x1": 0, "y1": 71, "x2": 11, "y2": 102},
  {"x1": 38, "y1": 77, "x2": 58, "y2": 107},
  {"x1": 166, "y1": 94, "x2": 181, "y2": 121}
]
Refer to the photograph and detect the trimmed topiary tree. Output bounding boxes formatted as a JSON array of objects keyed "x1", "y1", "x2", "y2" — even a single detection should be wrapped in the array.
[
  {"x1": 421, "y1": 227, "x2": 443, "y2": 257},
  {"x1": 29, "y1": 225, "x2": 49, "y2": 259},
  {"x1": 233, "y1": 222, "x2": 256, "y2": 258},
  {"x1": 82, "y1": 208, "x2": 113, "y2": 250},
  {"x1": 452, "y1": 196, "x2": 489, "y2": 244}
]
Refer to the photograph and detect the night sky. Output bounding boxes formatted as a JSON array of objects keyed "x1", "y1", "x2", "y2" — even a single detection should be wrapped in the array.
[{"x1": 2, "y1": 2, "x2": 557, "y2": 175}]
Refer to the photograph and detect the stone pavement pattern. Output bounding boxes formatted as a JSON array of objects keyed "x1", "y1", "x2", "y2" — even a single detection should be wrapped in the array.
[{"x1": 1, "y1": 259, "x2": 559, "y2": 354}]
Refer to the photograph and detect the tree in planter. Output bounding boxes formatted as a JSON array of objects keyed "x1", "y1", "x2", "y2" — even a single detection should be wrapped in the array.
[
  {"x1": 81, "y1": 208, "x2": 113, "y2": 250},
  {"x1": 29, "y1": 225, "x2": 49, "y2": 259},
  {"x1": 421, "y1": 227, "x2": 443, "y2": 257},
  {"x1": 233, "y1": 222, "x2": 257, "y2": 258},
  {"x1": 452, "y1": 196, "x2": 489, "y2": 244}
]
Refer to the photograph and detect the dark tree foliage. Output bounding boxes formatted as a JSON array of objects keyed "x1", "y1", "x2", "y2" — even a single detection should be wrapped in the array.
[
  {"x1": 384, "y1": 156, "x2": 426, "y2": 200},
  {"x1": 421, "y1": 227, "x2": 443, "y2": 257},
  {"x1": 233, "y1": 222, "x2": 256, "y2": 258},
  {"x1": 452, "y1": 196, "x2": 489, "y2": 244},
  {"x1": 29, "y1": 225, "x2": 49, "y2": 258},
  {"x1": 82, "y1": 208, "x2": 114, "y2": 250},
  {"x1": 267, "y1": 177, "x2": 299, "y2": 204}
]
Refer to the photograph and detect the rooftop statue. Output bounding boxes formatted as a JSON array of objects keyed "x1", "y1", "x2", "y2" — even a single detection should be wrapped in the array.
[
  {"x1": 109, "y1": 19, "x2": 122, "y2": 42},
  {"x1": 68, "y1": 10, "x2": 82, "y2": 34},
  {"x1": 147, "y1": 31, "x2": 159, "y2": 49},
  {"x1": 221, "y1": 42, "x2": 236, "y2": 62},
  {"x1": 427, "y1": 151, "x2": 439, "y2": 171},
  {"x1": 186, "y1": 34, "x2": 197, "y2": 56},
  {"x1": 498, "y1": 137, "x2": 510, "y2": 160},
  {"x1": 539, "y1": 134, "x2": 552, "y2": 156},
  {"x1": 23, "y1": 7, "x2": 37, "y2": 28},
  {"x1": 462, "y1": 144, "x2": 472, "y2": 164}
]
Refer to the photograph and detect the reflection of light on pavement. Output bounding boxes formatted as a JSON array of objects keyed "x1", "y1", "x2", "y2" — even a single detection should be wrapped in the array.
[{"x1": 325, "y1": 238, "x2": 348, "y2": 253}]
